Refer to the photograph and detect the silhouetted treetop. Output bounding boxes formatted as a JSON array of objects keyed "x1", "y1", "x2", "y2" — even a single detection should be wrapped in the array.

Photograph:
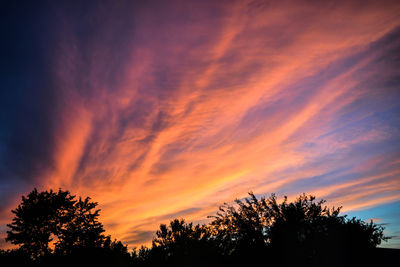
[
  {"x1": 149, "y1": 219, "x2": 220, "y2": 267},
  {"x1": 3, "y1": 189, "x2": 392, "y2": 267},
  {"x1": 6, "y1": 188, "x2": 76, "y2": 259},
  {"x1": 207, "y1": 192, "x2": 387, "y2": 266},
  {"x1": 55, "y1": 196, "x2": 105, "y2": 255},
  {"x1": 153, "y1": 219, "x2": 209, "y2": 248},
  {"x1": 6, "y1": 188, "x2": 127, "y2": 261}
]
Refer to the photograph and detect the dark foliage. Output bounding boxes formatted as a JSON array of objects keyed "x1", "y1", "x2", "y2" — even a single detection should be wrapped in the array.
[
  {"x1": 2, "y1": 189, "x2": 395, "y2": 267},
  {"x1": 132, "y1": 192, "x2": 391, "y2": 267},
  {"x1": 4, "y1": 188, "x2": 130, "y2": 266},
  {"x1": 208, "y1": 192, "x2": 270, "y2": 263},
  {"x1": 142, "y1": 219, "x2": 222, "y2": 267},
  {"x1": 0, "y1": 248, "x2": 32, "y2": 266},
  {"x1": 6, "y1": 188, "x2": 76, "y2": 259},
  {"x1": 54, "y1": 196, "x2": 105, "y2": 255}
]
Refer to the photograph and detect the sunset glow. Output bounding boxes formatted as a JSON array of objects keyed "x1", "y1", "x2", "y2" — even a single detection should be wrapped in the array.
[{"x1": 1, "y1": 0, "x2": 400, "y2": 249}]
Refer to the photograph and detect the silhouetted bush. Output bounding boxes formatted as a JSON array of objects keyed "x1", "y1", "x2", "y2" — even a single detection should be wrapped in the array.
[
  {"x1": 144, "y1": 219, "x2": 222, "y2": 267},
  {"x1": 3, "y1": 189, "x2": 394, "y2": 267}
]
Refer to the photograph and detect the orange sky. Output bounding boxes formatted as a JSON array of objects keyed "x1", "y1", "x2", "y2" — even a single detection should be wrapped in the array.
[{"x1": 1, "y1": 0, "x2": 400, "y2": 249}]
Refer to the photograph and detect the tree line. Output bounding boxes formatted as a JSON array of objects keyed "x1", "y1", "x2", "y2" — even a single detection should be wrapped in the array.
[{"x1": 0, "y1": 188, "x2": 392, "y2": 266}]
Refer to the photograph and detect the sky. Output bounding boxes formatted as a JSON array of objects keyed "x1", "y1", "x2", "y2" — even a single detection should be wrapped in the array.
[{"x1": 1, "y1": 0, "x2": 400, "y2": 249}]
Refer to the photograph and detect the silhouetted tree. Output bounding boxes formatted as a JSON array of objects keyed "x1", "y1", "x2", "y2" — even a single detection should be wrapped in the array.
[
  {"x1": 209, "y1": 192, "x2": 388, "y2": 266},
  {"x1": 131, "y1": 246, "x2": 153, "y2": 266},
  {"x1": 4, "y1": 189, "x2": 393, "y2": 266},
  {"x1": 5, "y1": 188, "x2": 130, "y2": 265},
  {"x1": 6, "y1": 188, "x2": 76, "y2": 259},
  {"x1": 208, "y1": 192, "x2": 270, "y2": 264},
  {"x1": 148, "y1": 219, "x2": 221, "y2": 267},
  {"x1": 54, "y1": 196, "x2": 105, "y2": 255}
]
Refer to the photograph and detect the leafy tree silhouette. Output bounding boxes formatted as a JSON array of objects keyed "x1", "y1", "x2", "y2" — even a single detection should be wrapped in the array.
[
  {"x1": 54, "y1": 197, "x2": 105, "y2": 255},
  {"x1": 262, "y1": 193, "x2": 387, "y2": 266},
  {"x1": 5, "y1": 188, "x2": 130, "y2": 266},
  {"x1": 209, "y1": 192, "x2": 388, "y2": 266},
  {"x1": 3, "y1": 189, "x2": 394, "y2": 267},
  {"x1": 144, "y1": 219, "x2": 221, "y2": 267},
  {"x1": 208, "y1": 192, "x2": 271, "y2": 264},
  {"x1": 6, "y1": 188, "x2": 76, "y2": 259}
]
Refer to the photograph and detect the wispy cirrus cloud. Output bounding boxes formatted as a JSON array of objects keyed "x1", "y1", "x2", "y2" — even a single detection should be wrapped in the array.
[{"x1": 1, "y1": 0, "x2": 399, "y2": 248}]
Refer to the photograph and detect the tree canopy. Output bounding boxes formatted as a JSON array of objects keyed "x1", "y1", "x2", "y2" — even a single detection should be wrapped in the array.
[
  {"x1": 5, "y1": 188, "x2": 129, "y2": 265},
  {"x1": 2, "y1": 189, "x2": 394, "y2": 267},
  {"x1": 6, "y1": 188, "x2": 77, "y2": 258},
  {"x1": 207, "y1": 193, "x2": 387, "y2": 266}
]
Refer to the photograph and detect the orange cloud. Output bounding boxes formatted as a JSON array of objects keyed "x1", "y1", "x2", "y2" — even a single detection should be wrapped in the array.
[{"x1": 1, "y1": 0, "x2": 400, "y2": 249}]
